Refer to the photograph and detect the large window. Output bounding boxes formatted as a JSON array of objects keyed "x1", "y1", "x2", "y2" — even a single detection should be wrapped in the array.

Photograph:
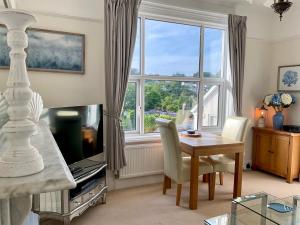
[{"x1": 122, "y1": 16, "x2": 226, "y2": 134}]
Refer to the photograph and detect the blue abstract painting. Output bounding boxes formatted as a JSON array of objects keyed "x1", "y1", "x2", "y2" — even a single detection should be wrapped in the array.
[
  {"x1": 282, "y1": 70, "x2": 298, "y2": 87},
  {"x1": 278, "y1": 65, "x2": 300, "y2": 91},
  {"x1": 0, "y1": 26, "x2": 85, "y2": 74}
]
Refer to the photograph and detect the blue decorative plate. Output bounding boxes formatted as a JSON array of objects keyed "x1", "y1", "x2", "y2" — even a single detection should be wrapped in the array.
[{"x1": 268, "y1": 203, "x2": 294, "y2": 213}]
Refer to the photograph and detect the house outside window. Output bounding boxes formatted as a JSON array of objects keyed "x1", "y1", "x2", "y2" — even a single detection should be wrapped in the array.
[{"x1": 122, "y1": 13, "x2": 228, "y2": 135}]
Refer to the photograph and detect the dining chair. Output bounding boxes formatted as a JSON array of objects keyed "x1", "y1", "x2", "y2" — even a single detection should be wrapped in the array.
[
  {"x1": 155, "y1": 118, "x2": 216, "y2": 206},
  {"x1": 205, "y1": 116, "x2": 249, "y2": 185}
]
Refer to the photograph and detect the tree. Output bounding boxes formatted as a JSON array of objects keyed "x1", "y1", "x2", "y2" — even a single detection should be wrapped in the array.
[
  {"x1": 144, "y1": 81, "x2": 162, "y2": 111},
  {"x1": 123, "y1": 83, "x2": 136, "y2": 111}
]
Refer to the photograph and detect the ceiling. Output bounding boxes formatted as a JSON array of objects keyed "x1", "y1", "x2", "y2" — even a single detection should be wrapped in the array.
[
  {"x1": 0, "y1": 0, "x2": 102, "y2": 20},
  {"x1": 0, "y1": 0, "x2": 297, "y2": 21},
  {"x1": 194, "y1": 0, "x2": 274, "y2": 7}
]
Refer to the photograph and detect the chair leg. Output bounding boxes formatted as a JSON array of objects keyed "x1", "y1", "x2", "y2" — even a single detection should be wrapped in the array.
[
  {"x1": 176, "y1": 184, "x2": 182, "y2": 206},
  {"x1": 203, "y1": 174, "x2": 209, "y2": 183},
  {"x1": 219, "y1": 172, "x2": 224, "y2": 185},
  {"x1": 163, "y1": 175, "x2": 171, "y2": 194},
  {"x1": 208, "y1": 172, "x2": 216, "y2": 201}
]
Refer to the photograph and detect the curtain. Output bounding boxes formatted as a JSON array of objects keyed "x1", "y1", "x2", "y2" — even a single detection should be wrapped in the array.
[
  {"x1": 105, "y1": 0, "x2": 141, "y2": 172},
  {"x1": 228, "y1": 14, "x2": 247, "y2": 116}
]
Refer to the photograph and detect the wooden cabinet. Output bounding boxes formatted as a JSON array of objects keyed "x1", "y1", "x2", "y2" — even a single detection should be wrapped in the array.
[{"x1": 252, "y1": 127, "x2": 300, "y2": 183}]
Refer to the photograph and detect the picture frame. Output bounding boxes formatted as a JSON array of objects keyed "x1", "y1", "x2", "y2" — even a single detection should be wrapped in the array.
[
  {"x1": 277, "y1": 65, "x2": 300, "y2": 92},
  {"x1": 0, "y1": 25, "x2": 85, "y2": 74}
]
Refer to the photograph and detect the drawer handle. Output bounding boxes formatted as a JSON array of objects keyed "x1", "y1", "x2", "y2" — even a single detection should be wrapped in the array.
[
  {"x1": 268, "y1": 150, "x2": 274, "y2": 154},
  {"x1": 74, "y1": 201, "x2": 81, "y2": 206}
]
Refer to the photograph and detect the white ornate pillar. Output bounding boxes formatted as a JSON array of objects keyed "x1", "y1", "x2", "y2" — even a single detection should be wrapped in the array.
[{"x1": 0, "y1": 9, "x2": 44, "y2": 177}]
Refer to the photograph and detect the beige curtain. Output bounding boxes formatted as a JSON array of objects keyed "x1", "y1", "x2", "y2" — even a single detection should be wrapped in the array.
[
  {"x1": 228, "y1": 14, "x2": 247, "y2": 116},
  {"x1": 105, "y1": 0, "x2": 141, "y2": 172}
]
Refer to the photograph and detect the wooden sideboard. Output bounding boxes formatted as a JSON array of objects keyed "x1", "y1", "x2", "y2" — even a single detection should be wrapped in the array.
[{"x1": 252, "y1": 127, "x2": 300, "y2": 183}]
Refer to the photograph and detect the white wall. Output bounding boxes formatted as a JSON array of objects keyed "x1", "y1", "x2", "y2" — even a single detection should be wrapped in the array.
[
  {"x1": 0, "y1": 1, "x2": 105, "y2": 108},
  {"x1": 236, "y1": 1, "x2": 300, "y2": 164},
  {"x1": 270, "y1": 39, "x2": 300, "y2": 125},
  {"x1": 268, "y1": 2, "x2": 300, "y2": 125},
  {"x1": 234, "y1": 3, "x2": 273, "y2": 165}
]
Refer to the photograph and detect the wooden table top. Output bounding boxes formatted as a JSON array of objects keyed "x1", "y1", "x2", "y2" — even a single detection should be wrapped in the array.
[{"x1": 180, "y1": 132, "x2": 243, "y2": 151}]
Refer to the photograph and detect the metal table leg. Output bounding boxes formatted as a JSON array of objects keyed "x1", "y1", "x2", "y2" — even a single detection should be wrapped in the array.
[{"x1": 292, "y1": 195, "x2": 300, "y2": 225}]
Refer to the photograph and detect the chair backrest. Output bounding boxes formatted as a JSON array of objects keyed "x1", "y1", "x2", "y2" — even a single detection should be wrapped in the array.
[
  {"x1": 155, "y1": 118, "x2": 183, "y2": 183},
  {"x1": 222, "y1": 116, "x2": 249, "y2": 142}
]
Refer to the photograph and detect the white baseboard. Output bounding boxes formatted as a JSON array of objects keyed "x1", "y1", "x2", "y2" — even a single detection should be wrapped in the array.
[{"x1": 107, "y1": 170, "x2": 163, "y2": 191}]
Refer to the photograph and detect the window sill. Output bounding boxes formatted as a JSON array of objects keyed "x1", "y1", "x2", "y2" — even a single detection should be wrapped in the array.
[
  {"x1": 125, "y1": 128, "x2": 223, "y2": 145},
  {"x1": 125, "y1": 133, "x2": 161, "y2": 145}
]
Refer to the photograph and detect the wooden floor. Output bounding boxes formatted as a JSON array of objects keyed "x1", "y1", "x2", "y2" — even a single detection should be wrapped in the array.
[{"x1": 43, "y1": 171, "x2": 300, "y2": 225}]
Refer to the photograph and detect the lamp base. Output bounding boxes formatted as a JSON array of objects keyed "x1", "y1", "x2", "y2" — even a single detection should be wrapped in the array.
[{"x1": 257, "y1": 117, "x2": 265, "y2": 128}]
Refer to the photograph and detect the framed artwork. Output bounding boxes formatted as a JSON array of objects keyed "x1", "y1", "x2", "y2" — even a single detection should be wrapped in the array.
[
  {"x1": 0, "y1": 26, "x2": 85, "y2": 74},
  {"x1": 278, "y1": 65, "x2": 300, "y2": 91}
]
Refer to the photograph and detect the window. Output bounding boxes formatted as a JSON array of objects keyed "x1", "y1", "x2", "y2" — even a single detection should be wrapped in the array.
[
  {"x1": 145, "y1": 20, "x2": 200, "y2": 77},
  {"x1": 144, "y1": 80, "x2": 199, "y2": 133},
  {"x1": 121, "y1": 82, "x2": 137, "y2": 131},
  {"x1": 202, "y1": 84, "x2": 220, "y2": 127},
  {"x1": 203, "y1": 28, "x2": 224, "y2": 78},
  {"x1": 130, "y1": 18, "x2": 141, "y2": 75},
  {"x1": 122, "y1": 16, "x2": 226, "y2": 134}
]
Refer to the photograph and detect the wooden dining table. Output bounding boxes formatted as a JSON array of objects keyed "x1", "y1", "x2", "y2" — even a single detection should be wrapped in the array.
[{"x1": 180, "y1": 132, "x2": 245, "y2": 210}]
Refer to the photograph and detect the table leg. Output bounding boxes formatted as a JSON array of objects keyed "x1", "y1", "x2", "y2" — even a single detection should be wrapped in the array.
[
  {"x1": 0, "y1": 195, "x2": 32, "y2": 225},
  {"x1": 189, "y1": 155, "x2": 199, "y2": 210},
  {"x1": 233, "y1": 151, "x2": 243, "y2": 198},
  {"x1": 230, "y1": 200, "x2": 237, "y2": 225},
  {"x1": 260, "y1": 194, "x2": 268, "y2": 225},
  {"x1": 292, "y1": 195, "x2": 300, "y2": 225},
  {"x1": 0, "y1": 199, "x2": 11, "y2": 225}
]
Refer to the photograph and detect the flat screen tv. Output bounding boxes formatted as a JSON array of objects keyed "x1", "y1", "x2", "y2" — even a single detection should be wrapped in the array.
[{"x1": 43, "y1": 104, "x2": 103, "y2": 165}]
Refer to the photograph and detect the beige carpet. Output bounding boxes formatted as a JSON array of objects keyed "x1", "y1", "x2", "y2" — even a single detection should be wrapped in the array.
[{"x1": 46, "y1": 171, "x2": 300, "y2": 225}]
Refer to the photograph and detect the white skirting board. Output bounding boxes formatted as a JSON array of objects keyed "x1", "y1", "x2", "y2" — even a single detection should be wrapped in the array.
[{"x1": 119, "y1": 143, "x2": 164, "y2": 179}]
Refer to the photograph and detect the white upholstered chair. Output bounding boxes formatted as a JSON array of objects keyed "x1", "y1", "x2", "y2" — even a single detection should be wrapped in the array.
[
  {"x1": 206, "y1": 116, "x2": 249, "y2": 185},
  {"x1": 155, "y1": 118, "x2": 216, "y2": 206}
]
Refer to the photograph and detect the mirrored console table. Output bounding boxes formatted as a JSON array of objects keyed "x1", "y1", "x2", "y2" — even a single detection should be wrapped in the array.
[{"x1": 33, "y1": 159, "x2": 108, "y2": 225}]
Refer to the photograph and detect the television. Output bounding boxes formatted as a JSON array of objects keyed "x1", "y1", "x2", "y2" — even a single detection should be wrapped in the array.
[{"x1": 43, "y1": 104, "x2": 103, "y2": 166}]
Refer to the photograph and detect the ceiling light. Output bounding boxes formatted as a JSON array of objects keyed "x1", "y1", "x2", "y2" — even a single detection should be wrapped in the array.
[{"x1": 271, "y1": 0, "x2": 293, "y2": 21}]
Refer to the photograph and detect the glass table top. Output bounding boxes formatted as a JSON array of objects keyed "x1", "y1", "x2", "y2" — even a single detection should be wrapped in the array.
[{"x1": 205, "y1": 192, "x2": 300, "y2": 225}]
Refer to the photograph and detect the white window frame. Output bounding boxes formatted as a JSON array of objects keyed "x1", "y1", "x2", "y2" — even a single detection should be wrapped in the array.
[{"x1": 125, "y1": 6, "x2": 228, "y2": 136}]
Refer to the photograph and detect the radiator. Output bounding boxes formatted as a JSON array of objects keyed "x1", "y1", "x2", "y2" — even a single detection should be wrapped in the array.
[{"x1": 119, "y1": 143, "x2": 164, "y2": 179}]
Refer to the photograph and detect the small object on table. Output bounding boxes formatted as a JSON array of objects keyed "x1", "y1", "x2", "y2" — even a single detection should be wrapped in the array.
[
  {"x1": 268, "y1": 203, "x2": 294, "y2": 213},
  {"x1": 187, "y1": 129, "x2": 195, "y2": 134},
  {"x1": 181, "y1": 130, "x2": 202, "y2": 138}
]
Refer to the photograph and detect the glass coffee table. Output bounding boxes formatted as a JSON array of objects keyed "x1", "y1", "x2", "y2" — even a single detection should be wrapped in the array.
[{"x1": 205, "y1": 192, "x2": 300, "y2": 225}]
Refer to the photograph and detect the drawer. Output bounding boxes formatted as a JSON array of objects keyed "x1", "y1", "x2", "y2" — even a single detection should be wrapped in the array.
[
  {"x1": 82, "y1": 183, "x2": 106, "y2": 203},
  {"x1": 70, "y1": 195, "x2": 83, "y2": 211}
]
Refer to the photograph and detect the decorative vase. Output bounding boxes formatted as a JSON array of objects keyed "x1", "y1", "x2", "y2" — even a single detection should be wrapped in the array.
[
  {"x1": 0, "y1": 10, "x2": 44, "y2": 177},
  {"x1": 273, "y1": 111, "x2": 284, "y2": 130}
]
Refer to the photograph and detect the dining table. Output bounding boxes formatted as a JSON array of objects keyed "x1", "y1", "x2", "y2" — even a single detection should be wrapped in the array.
[{"x1": 180, "y1": 132, "x2": 245, "y2": 210}]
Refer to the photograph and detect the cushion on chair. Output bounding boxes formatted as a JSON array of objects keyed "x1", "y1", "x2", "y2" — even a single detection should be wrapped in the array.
[
  {"x1": 207, "y1": 116, "x2": 248, "y2": 174},
  {"x1": 181, "y1": 157, "x2": 214, "y2": 182},
  {"x1": 204, "y1": 155, "x2": 235, "y2": 173}
]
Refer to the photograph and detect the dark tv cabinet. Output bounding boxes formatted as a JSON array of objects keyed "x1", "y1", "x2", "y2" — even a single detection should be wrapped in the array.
[{"x1": 33, "y1": 158, "x2": 108, "y2": 224}]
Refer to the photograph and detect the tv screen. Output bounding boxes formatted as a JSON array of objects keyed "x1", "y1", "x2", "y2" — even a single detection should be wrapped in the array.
[{"x1": 43, "y1": 104, "x2": 103, "y2": 165}]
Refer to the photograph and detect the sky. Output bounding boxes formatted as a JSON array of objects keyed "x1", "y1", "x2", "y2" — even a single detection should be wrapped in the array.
[{"x1": 131, "y1": 18, "x2": 224, "y2": 77}]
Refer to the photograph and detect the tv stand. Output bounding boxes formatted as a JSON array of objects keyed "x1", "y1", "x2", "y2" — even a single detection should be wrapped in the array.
[{"x1": 33, "y1": 159, "x2": 108, "y2": 224}]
